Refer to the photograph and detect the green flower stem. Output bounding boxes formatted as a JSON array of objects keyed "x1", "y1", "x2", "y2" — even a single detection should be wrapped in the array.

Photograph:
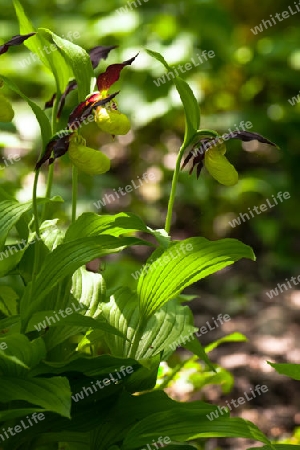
[
  {"x1": 164, "y1": 141, "x2": 190, "y2": 234},
  {"x1": 41, "y1": 91, "x2": 61, "y2": 222},
  {"x1": 72, "y1": 164, "x2": 78, "y2": 223}
]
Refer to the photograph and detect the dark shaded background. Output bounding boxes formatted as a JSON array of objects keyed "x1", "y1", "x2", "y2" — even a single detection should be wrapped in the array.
[{"x1": 0, "y1": 0, "x2": 299, "y2": 448}]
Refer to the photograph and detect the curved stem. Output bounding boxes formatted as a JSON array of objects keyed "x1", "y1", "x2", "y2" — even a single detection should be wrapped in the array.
[
  {"x1": 164, "y1": 142, "x2": 190, "y2": 234},
  {"x1": 72, "y1": 164, "x2": 78, "y2": 223},
  {"x1": 164, "y1": 129, "x2": 219, "y2": 234}
]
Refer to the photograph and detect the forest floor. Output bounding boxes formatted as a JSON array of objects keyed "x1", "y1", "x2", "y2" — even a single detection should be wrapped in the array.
[{"x1": 166, "y1": 268, "x2": 300, "y2": 450}]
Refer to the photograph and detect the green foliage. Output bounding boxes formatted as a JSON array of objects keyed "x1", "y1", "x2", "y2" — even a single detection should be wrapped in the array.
[{"x1": 0, "y1": 2, "x2": 295, "y2": 449}]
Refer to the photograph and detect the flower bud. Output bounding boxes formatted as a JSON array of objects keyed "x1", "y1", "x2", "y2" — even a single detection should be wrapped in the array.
[
  {"x1": 69, "y1": 137, "x2": 110, "y2": 176},
  {"x1": 0, "y1": 93, "x2": 14, "y2": 122},
  {"x1": 95, "y1": 106, "x2": 131, "y2": 135}
]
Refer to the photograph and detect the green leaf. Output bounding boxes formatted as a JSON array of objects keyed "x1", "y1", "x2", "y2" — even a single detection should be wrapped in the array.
[
  {"x1": 183, "y1": 338, "x2": 215, "y2": 372},
  {"x1": 122, "y1": 415, "x2": 270, "y2": 449},
  {"x1": 101, "y1": 288, "x2": 197, "y2": 360},
  {"x1": 0, "y1": 75, "x2": 51, "y2": 149},
  {"x1": 0, "y1": 408, "x2": 47, "y2": 422},
  {"x1": 0, "y1": 197, "x2": 62, "y2": 250},
  {"x1": 39, "y1": 219, "x2": 65, "y2": 251},
  {"x1": 205, "y1": 332, "x2": 248, "y2": 354},
  {"x1": 0, "y1": 315, "x2": 20, "y2": 331},
  {"x1": 30, "y1": 354, "x2": 139, "y2": 378},
  {"x1": 146, "y1": 49, "x2": 200, "y2": 146},
  {"x1": 138, "y1": 237, "x2": 255, "y2": 319},
  {"x1": 268, "y1": 362, "x2": 300, "y2": 380},
  {"x1": 0, "y1": 335, "x2": 46, "y2": 377},
  {"x1": 64, "y1": 212, "x2": 149, "y2": 242},
  {"x1": 0, "y1": 376, "x2": 71, "y2": 417},
  {"x1": 13, "y1": 0, "x2": 73, "y2": 92},
  {"x1": 72, "y1": 266, "x2": 106, "y2": 318},
  {"x1": 0, "y1": 245, "x2": 26, "y2": 277},
  {"x1": 20, "y1": 235, "x2": 145, "y2": 330},
  {"x1": 90, "y1": 390, "x2": 219, "y2": 450},
  {"x1": 0, "y1": 286, "x2": 18, "y2": 315},
  {"x1": 28, "y1": 311, "x2": 124, "y2": 339},
  {"x1": 38, "y1": 28, "x2": 94, "y2": 101}
]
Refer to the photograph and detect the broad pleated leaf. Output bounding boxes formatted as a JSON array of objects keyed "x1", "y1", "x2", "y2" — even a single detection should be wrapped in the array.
[
  {"x1": 0, "y1": 286, "x2": 18, "y2": 315},
  {"x1": 0, "y1": 245, "x2": 25, "y2": 277},
  {"x1": 90, "y1": 390, "x2": 218, "y2": 450},
  {"x1": 0, "y1": 408, "x2": 47, "y2": 422},
  {"x1": 30, "y1": 354, "x2": 139, "y2": 378},
  {"x1": 122, "y1": 414, "x2": 270, "y2": 449},
  {"x1": 0, "y1": 197, "x2": 62, "y2": 249},
  {"x1": 0, "y1": 334, "x2": 46, "y2": 376},
  {"x1": 64, "y1": 212, "x2": 149, "y2": 242},
  {"x1": 101, "y1": 287, "x2": 197, "y2": 360},
  {"x1": 138, "y1": 237, "x2": 255, "y2": 319},
  {"x1": 20, "y1": 235, "x2": 144, "y2": 329},
  {"x1": 72, "y1": 266, "x2": 106, "y2": 318},
  {"x1": 0, "y1": 376, "x2": 71, "y2": 417}
]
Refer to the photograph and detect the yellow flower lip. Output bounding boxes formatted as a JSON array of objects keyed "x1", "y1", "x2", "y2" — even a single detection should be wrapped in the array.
[
  {"x1": 95, "y1": 105, "x2": 131, "y2": 135},
  {"x1": 205, "y1": 144, "x2": 238, "y2": 186},
  {"x1": 69, "y1": 136, "x2": 110, "y2": 176}
]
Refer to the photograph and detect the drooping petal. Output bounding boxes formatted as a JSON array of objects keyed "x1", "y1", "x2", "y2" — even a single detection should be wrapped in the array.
[
  {"x1": 181, "y1": 139, "x2": 209, "y2": 178},
  {"x1": 0, "y1": 93, "x2": 14, "y2": 122},
  {"x1": 69, "y1": 141, "x2": 110, "y2": 175},
  {"x1": 0, "y1": 33, "x2": 36, "y2": 55},
  {"x1": 35, "y1": 131, "x2": 74, "y2": 170},
  {"x1": 56, "y1": 80, "x2": 77, "y2": 118},
  {"x1": 229, "y1": 130, "x2": 277, "y2": 147},
  {"x1": 89, "y1": 45, "x2": 118, "y2": 69},
  {"x1": 96, "y1": 53, "x2": 138, "y2": 92},
  {"x1": 67, "y1": 91, "x2": 119, "y2": 130},
  {"x1": 205, "y1": 144, "x2": 238, "y2": 186}
]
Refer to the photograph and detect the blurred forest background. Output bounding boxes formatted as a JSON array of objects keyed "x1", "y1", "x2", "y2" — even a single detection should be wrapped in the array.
[{"x1": 0, "y1": 0, "x2": 300, "y2": 448}]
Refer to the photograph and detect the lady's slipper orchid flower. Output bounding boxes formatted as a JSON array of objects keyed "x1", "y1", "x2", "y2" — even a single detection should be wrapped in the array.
[
  {"x1": 36, "y1": 53, "x2": 137, "y2": 170},
  {"x1": 67, "y1": 54, "x2": 138, "y2": 135},
  {"x1": 182, "y1": 131, "x2": 277, "y2": 186},
  {"x1": 35, "y1": 131, "x2": 110, "y2": 176}
]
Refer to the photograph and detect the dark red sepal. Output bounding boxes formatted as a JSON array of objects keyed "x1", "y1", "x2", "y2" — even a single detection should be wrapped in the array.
[{"x1": 96, "y1": 53, "x2": 138, "y2": 92}]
